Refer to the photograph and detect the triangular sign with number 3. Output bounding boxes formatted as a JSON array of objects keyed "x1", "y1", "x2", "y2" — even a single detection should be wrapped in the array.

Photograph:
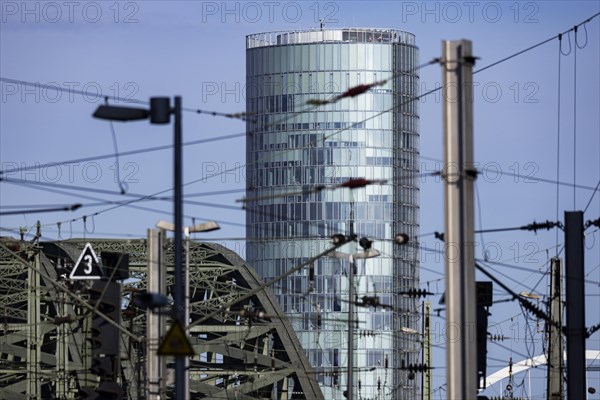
[{"x1": 69, "y1": 242, "x2": 104, "y2": 280}]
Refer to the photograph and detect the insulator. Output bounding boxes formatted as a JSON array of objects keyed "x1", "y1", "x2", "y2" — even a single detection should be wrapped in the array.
[
  {"x1": 338, "y1": 84, "x2": 372, "y2": 99},
  {"x1": 401, "y1": 363, "x2": 431, "y2": 372},
  {"x1": 394, "y1": 233, "x2": 409, "y2": 245},
  {"x1": 239, "y1": 310, "x2": 267, "y2": 320},
  {"x1": 359, "y1": 237, "x2": 373, "y2": 250},
  {"x1": 361, "y1": 296, "x2": 380, "y2": 307},
  {"x1": 330, "y1": 234, "x2": 347, "y2": 244},
  {"x1": 402, "y1": 288, "x2": 433, "y2": 298}
]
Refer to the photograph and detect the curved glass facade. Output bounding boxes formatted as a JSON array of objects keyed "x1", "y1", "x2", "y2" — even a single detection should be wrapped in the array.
[{"x1": 245, "y1": 28, "x2": 420, "y2": 399}]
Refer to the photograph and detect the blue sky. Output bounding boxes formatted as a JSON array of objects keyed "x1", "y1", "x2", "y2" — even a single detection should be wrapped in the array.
[{"x1": 1, "y1": 1, "x2": 599, "y2": 397}]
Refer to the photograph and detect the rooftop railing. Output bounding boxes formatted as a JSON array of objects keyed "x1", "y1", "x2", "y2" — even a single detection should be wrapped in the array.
[{"x1": 246, "y1": 28, "x2": 416, "y2": 49}]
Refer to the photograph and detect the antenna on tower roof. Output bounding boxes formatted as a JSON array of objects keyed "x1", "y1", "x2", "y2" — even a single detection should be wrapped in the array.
[{"x1": 320, "y1": 19, "x2": 325, "y2": 30}]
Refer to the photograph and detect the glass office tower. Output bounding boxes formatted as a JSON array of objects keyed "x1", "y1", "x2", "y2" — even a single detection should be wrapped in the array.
[{"x1": 246, "y1": 28, "x2": 420, "y2": 399}]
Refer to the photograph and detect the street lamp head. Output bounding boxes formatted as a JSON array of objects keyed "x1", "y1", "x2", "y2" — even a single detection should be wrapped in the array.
[
  {"x1": 331, "y1": 234, "x2": 355, "y2": 245},
  {"x1": 149, "y1": 97, "x2": 171, "y2": 124},
  {"x1": 93, "y1": 105, "x2": 149, "y2": 121},
  {"x1": 189, "y1": 221, "x2": 220, "y2": 233},
  {"x1": 156, "y1": 220, "x2": 220, "y2": 234},
  {"x1": 92, "y1": 97, "x2": 173, "y2": 124},
  {"x1": 156, "y1": 220, "x2": 175, "y2": 231},
  {"x1": 400, "y1": 326, "x2": 419, "y2": 335},
  {"x1": 519, "y1": 291, "x2": 541, "y2": 300},
  {"x1": 132, "y1": 291, "x2": 171, "y2": 310}
]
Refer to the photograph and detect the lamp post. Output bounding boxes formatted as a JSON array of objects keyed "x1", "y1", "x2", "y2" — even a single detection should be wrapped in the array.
[
  {"x1": 329, "y1": 236, "x2": 380, "y2": 400},
  {"x1": 156, "y1": 220, "x2": 220, "y2": 399},
  {"x1": 93, "y1": 96, "x2": 189, "y2": 399}
]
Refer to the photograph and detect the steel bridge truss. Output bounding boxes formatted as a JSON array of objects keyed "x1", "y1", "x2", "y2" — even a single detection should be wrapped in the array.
[{"x1": 0, "y1": 237, "x2": 323, "y2": 399}]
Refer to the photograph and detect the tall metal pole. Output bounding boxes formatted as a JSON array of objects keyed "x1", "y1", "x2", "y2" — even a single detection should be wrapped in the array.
[
  {"x1": 347, "y1": 254, "x2": 355, "y2": 400},
  {"x1": 442, "y1": 39, "x2": 478, "y2": 399},
  {"x1": 56, "y1": 277, "x2": 68, "y2": 398},
  {"x1": 147, "y1": 229, "x2": 167, "y2": 399},
  {"x1": 27, "y1": 249, "x2": 41, "y2": 399},
  {"x1": 347, "y1": 196, "x2": 356, "y2": 400},
  {"x1": 547, "y1": 257, "x2": 564, "y2": 400},
  {"x1": 564, "y1": 211, "x2": 586, "y2": 400},
  {"x1": 173, "y1": 95, "x2": 185, "y2": 400},
  {"x1": 184, "y1": 231, "x2": 190, "y2": 399}
]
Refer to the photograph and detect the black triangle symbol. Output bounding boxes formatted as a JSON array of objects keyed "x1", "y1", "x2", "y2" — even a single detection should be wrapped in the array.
[{"x1": 158, "y1": 320, "x2": 195, "y2": 356}]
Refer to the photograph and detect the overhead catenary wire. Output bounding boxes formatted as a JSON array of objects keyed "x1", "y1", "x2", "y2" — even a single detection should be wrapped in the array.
[
  {"x1": 0, "y1": 131, "x2": 246, "y2": 176},
  {"x1": 0, "y1": 60, "x2": 435, "y2": 179},
  {"x1": 473, "y1": 12, "x2": 599, "y2": 75},
  {"x1": 189, "y1": 239, "x2": 350, "y2": 329},
  {"x1": 0, "y1": 227, "x2": 144, "y2": 239},
  {"x1": 7, "y1": 183, "x2": 599, "y2": 290},
  {"x1": 583, "y1": 179, "x2": 600, "y2": 214},
  {"x1": 104, "y1": 98, "x2": 128, "y2": 194},
  {"x1": 6, "y1": 13, "x2": 600, "y2": 233},
  {"x1": 7, "y1": 60, "x2": 438, "y2": 229},
  {"x1": 0, "y1": 178, "x2": 246, "y2": 231},
  {"x1": 556, "y1": 33, "x2": 564, "y2": 256},
  {"x1": 5, "y1": 158, "x2": 596, "y2": 240},
  {"x1": 0, "y1": 77, "x2": 146, "y2": 105},
  {"x1": 3, "y1": 12, "x2": 600, "y2": 230},
  {"x1": 0, "y1": 177, "x2": 244, "y2": 212},
  {"x1": 0, "y1": 77, "x2": 249, "y2": 121},
  {"x1": 0, "y1": 203, "x2": 81, "y2": 216},
  {"x1": 416, "y1": 154, "x2": 600, "y2": 192},
  {"x1": 0, "y1": 187, "x2": 246, "y2": 209},
  {"x1": 1, "y1": 166, "x2": 433, "y2": 237}
]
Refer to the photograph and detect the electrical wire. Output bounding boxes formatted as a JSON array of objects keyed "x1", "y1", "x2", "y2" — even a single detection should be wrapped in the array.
[
  {"x1": 0, "y1": 132, "x2": 245, "y2": 176},
  {"x1": 0, "y1": 176, "x2": 244, "y2": 212},
  {"x1": 583, "y1": 179, "x2": 600, "y2": 214},
  {"x1": 1, "y1": 167, "x2": 431, "y2": 238},
  {"x1": 4, "y1": 13, "x2": 600, "y2": 236},
  {"x1": 0, "y1": 203, "x2": 81, "y2": 216},
  {"x1": 7, "y1": 20, "x2": 600, "y2": 237},
  {"x1": 556, "y1": 34, "x2": 564, "y2": 257},
  {"x1": 0, "y1": 77, "x2": 249, "y2": 121},
  {"x1": 419, "y1": 154, "x2": 600, "y2": 192},
  {"x1": 473, "y1": 12, "x2": 599, "y2": 75},
  {"x1": 0, "y1": 179, "x2": 245, "y2": 230},
  {"x1": 104, "y1": 98, "x2": 128, "y2": 194},
  {"x1": 0, "y1": 77, "x2": 146, "y2": 104}
]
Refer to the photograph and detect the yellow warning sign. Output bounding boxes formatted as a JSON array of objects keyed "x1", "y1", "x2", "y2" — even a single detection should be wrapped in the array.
[{"x1": 157, "y1": 320, "x2": 195, "y2": 356}]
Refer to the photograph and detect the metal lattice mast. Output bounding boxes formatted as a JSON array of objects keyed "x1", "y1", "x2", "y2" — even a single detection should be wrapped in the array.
[{"x1": 26, "y1": 249, "x2": 41, "y2": 399}]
